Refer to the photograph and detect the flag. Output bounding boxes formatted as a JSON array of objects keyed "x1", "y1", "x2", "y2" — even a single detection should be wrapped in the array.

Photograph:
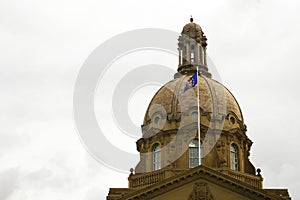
[{"x1": 184, "y1": 73, "x2": 198, "y2": 92}]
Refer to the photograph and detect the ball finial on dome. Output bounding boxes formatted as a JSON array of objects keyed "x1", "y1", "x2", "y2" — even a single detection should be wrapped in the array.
[{"x1": 190, "y1": 15, "x2": 193, "y2": 22}]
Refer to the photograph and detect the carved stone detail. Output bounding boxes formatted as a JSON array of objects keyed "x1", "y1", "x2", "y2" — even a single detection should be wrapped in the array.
[
  {"x1": 216, "y1": 141, "x2": 226, "y2": 167},
  {"x1": 188, "y1": 182, "x2": 214, "y2": 200}
]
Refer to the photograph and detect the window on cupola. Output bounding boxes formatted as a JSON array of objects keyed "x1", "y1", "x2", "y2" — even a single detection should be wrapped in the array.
[
  {"x1": 152, "y1": 144, "x2": 161, "y2": 171},
  {"x1": 230, "y1": 144, "x2": 239, "y2": 170},
  {"x1": 189, "y1": 139, "x2": 200, "y2": 168},
  {"x1": 191, "y1": 45, "x2": 195, "y2": 63}
]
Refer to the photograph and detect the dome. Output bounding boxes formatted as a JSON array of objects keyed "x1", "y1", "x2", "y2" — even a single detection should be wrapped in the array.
[
  {"x1": 142, "y1": 19, "x2": 243, "y2": 135},
  {"x1": 133, "y1": 19, "x2": 255, "y2": 177},
  {"x1": 142, "y1": 74, "x2": 244, "y2": 132}
]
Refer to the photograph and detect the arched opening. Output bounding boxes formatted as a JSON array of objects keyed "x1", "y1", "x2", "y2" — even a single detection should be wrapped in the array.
[
  {"x1": 152, "y1": 144, "x2": 161, "y2": 171},
  {"x1": 190, "y1": 44, "x2": 195, "y2": 63},
  {"x1": 230, "y1": 144, "x2": 239, "y2": 170}
]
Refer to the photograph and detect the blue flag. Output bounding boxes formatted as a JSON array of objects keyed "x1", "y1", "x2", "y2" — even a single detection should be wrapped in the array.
[{"x1": 184, "y1": 73, "x2": 198, "y2": 92}]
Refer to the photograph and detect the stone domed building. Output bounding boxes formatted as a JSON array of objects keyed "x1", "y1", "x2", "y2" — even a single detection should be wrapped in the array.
[{"x1": 107, "y1": 18, "x2": 291, "y2": 200}]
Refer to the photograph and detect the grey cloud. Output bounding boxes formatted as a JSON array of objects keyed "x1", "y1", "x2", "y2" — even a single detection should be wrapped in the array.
[
  {"x1": 26, "y1": 168, "x2": 52, "y2": 183},
  {"x1": 0, "y1": 132, "x2": 30, "y2": 157},
  {"x1": 0, "y1": 168, "x2": 20, "y2": 200}
]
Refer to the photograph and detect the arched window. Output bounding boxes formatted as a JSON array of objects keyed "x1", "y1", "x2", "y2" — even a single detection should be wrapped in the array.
[
  {"x1": 189, "y1": 139, "x2": 200, "y2": 168},
  {"x1": 152, "y1": 144, "x2": 161, "y2": 171},
  {"x1": 230, "y1": 144, "x2": 239, "y2": 170}
]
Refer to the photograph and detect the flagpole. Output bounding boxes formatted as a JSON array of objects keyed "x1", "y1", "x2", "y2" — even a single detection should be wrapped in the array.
[{"x1": 196, "y1": 66, "x2": 201, "y2": 166}]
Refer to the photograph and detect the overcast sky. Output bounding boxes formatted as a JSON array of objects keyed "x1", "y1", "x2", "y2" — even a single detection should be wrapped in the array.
[{"x1": 1, "y1": 0, "x2": 300, "y2": 199}]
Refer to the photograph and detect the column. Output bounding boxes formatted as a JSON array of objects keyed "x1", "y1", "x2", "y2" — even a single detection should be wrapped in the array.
[
  {"x1": 186, "y1": 42, "x2": 190, "y2": 63},
  {"x1": 178, "y1": 48, "x2": 181, "y2": 66},
  {"x1": 203, "y1": 47, "x2": 207, "y2": 66},
  {"x1": 199, "y1": 45, "x2": 203, "y2": 65}
]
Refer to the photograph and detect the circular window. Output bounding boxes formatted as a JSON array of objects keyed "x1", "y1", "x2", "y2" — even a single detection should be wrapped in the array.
[
  {"x1": 154, "y1": 116, "x2": 161, "y2": 124},
  {"x1": 230, "y1": 116, "x2": 236, "y2": 124},
  {"x1": 191, "y1": 111, "x2": 198, "y2": 119}
]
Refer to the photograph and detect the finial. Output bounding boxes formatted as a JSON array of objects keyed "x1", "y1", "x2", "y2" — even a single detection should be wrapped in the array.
[
  {"x1": 257, "y1": 168, "x2": 261, "y2": 176},
  {"x1": 130, "y1": 168, "x2": 134, "y2": 174},
  {"x1": 190, "y1": 15, "x2": 193, "y2": 22}
]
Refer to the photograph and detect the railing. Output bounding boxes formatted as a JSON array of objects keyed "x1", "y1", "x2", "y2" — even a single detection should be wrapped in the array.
[
  {"x1": 129, "y1": 170, "x2": 166, "y2": 188},
  {"x1": 128, "y1": 167, "x2": 263, "y2": 189},
  {"x1": 128, "y1": 168, "x2": 189, "y2": 188},
  {"x1": 217, "y1": 168, "x2": 263, "y2": 189}
]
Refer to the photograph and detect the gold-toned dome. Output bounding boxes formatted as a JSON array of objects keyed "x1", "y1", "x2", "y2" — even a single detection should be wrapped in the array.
[
  {"x1": 142, "y1": 18, "x2": 244, "y2": 136},
  {"x1": 142, "y1": 74, "x2": 244, "y2": 133}
]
